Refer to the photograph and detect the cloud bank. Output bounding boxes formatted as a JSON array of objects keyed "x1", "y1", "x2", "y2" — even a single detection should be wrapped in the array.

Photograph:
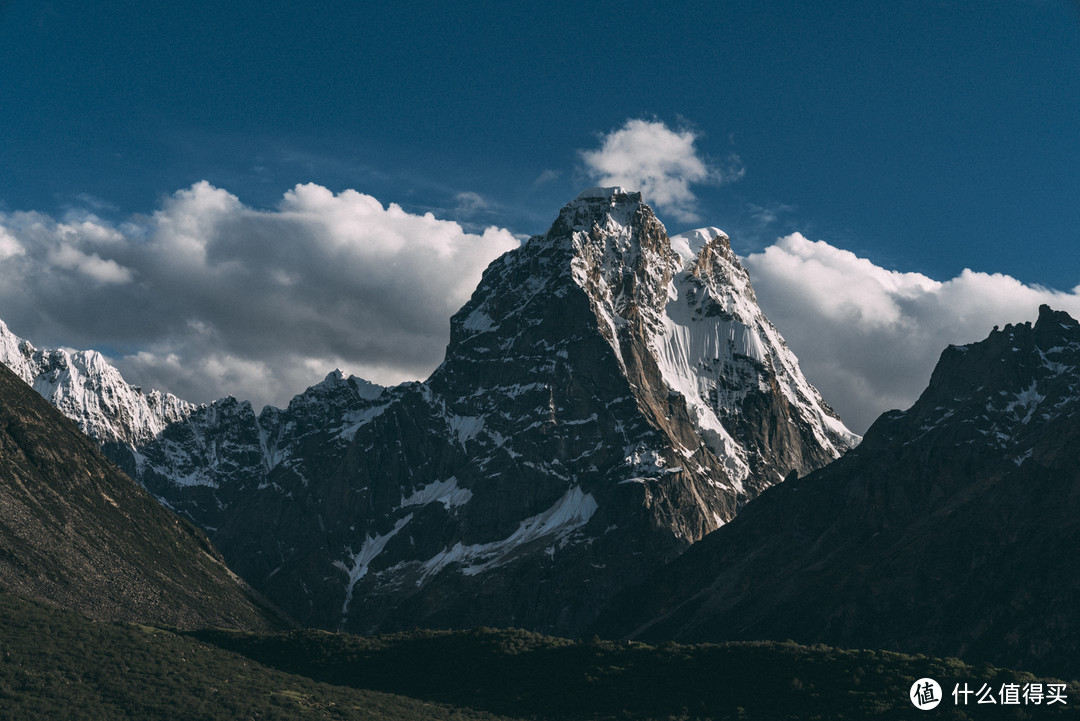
[
  {"x1": 3, "y1": 184, "x2": 1078, "y2": 437},
  {"x1": 0, "y1": 182, "x2": 519, "y2": 409},
  {"x1": 581, "y1": 119, "x2": 742, "y2": 222},
  {"x1": 743, "y1": 233, "x2": 1080, "y2": 433}
]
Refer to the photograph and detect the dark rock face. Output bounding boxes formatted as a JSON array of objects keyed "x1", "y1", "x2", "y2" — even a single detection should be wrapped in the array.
[
  {"x1": 0, "y1": 363, "x2": 283, "y2": 630},
  {"x1": 597, "y1": 305, "x2": 1080, "y2": 679},
  {"x1": 118, "y1": 188, "x2": 855, "y2": 636}
]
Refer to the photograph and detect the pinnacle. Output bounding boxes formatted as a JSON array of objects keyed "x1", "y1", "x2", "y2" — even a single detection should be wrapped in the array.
[
  {"x1": 1033, "y1": 305, "x2": 1080, "y2": 349},
  {"x1": 1035, "y1": 304, "x2": 1078, "y2": 330}
]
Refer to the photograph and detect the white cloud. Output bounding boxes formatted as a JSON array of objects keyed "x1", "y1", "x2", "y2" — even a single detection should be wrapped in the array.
[
  {"x1": 0, "y1": 227, "x2": 23, "y2": 259},
  {"x1": 581, "y1": 118, "x2": 741, "y2": 222},
  {"x1": 743, "y1": 232, "x2": 1080, "y2": 433},
  {"x1": 0, "y1": 182, "x2": 519, "y2": 409},
  {"x1": 49, "y1": 245, "x2": 134, "y2": 284}
]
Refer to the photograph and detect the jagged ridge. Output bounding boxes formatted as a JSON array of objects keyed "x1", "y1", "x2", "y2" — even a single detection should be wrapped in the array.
[{"x1": 0, "y1": 320, "x2": 195, "y2": 447}]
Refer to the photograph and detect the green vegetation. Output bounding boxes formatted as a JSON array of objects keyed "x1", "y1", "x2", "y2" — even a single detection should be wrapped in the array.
[
  {"x1": 192, "y1": 627, "x2": 1080, "y2": 720},
  {"x1": 0, "y1": 593, "x2": 512, "y2": 721},
  {"x1": 1, "y1": 590, "x2": 1077, "y2": 720}
]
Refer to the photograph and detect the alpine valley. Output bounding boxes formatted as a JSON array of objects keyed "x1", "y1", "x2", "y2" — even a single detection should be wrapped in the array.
[{"x1": 2, "y1": 188, "x2": 1079, "y2": 693}]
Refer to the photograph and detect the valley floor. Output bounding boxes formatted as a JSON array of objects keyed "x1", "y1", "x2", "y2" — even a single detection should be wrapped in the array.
[{"x1": 1, "y1": 592, "x2": 1076, "y2": 721}]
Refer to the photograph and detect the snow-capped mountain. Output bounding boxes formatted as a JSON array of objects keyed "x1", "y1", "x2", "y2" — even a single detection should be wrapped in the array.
[
  {"x1": 0, "y1": 320, "x2": 195, "y2": 448},
  {"x1": 130, "y1": 188, "x2": 858, "y2": 635},
  {"x1": 597, "y1": 305, "x2": 1080, "y2": 678}
]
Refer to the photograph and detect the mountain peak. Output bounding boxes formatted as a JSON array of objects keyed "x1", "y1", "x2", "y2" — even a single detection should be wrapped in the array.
[
  {"x1": 553, "y1": 187, "x2": 650, "y2": 237},
  {"x1": 669, "y1": 227, "x2": 729, "y2": 264},
  {"x1": 0, "y1": 320, "x2": 197, "y2": 447},
  {"x1": 861, "y1": 306, "x2": 1080, "y2": 469},
  {"x1": 1034, "y1": 304, "x2": 1080, "y2": 337}
]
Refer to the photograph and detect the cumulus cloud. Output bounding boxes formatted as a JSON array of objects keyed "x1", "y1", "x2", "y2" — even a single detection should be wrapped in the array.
[
  {"x1": 581, "y1": 119, "x2": 742, "y2": 222},
  {"x1": 0, "y1": 182, "x2": 519, "y2": 409},
  {"x1": 0, "y1": 227, "x2": 24, "y2": 259},
  {"x1": 49, "y1": 245, "x2": 134, "y2": 284},
  {"x1": 743, "y1": 233, "x2": 1080, "y2": 433}
]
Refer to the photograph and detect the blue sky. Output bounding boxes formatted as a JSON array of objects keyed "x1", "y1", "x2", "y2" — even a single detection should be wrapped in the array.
[{"x1": 2, "y1": 1, "x2": 1080, "y2": 432}]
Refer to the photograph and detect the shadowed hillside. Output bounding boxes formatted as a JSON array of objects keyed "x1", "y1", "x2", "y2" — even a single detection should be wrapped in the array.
[{"x1": 0, "y1": 362, "x2": 285, "y2": 630}]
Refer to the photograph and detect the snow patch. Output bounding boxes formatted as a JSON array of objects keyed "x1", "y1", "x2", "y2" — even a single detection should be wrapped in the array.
[
  {"x1": 463, "y1": 308, "x2": 497, "y2": 332},
  {"x1": 399, "y1": 477, "x2": 473, "y2": 511},
  {"x1": 335, "y1": 514, "x2": 412, "y2": 620},
  {"x1": 447, "y1": 414, "x2": 485, "y2": 444},
  {"x1": 337, "y1": 403, "x2": 391, "y2": 441},
  {"x1": 416, "y1": 486, "x2": 598, "y2": 582},
  {"x1": 1006, "y1": 381, "x2": 1045, "y2": 424}
]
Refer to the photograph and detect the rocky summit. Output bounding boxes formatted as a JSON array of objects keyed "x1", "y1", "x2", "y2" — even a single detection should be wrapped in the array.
[
  {"x1": 596, "y1": 305, "x2": 1080, "y2": 678},
  {"x1": 0, "y1": 319, "x2": 195, "y2": 449},
  {"x1": 1, "y1": 188, "x2": 858, "y2": 637}
]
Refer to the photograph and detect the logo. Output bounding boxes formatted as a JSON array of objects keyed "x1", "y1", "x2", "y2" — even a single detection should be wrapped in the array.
[{"x1": 911, "y1": 678, "x2": 943, "y2": 710}]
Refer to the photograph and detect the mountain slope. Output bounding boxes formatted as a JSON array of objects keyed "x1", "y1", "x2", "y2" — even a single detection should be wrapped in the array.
[
  {"x1": 596, "y1": 305, "x2": 1080, "y2": 679},
  {"x1": 0, "y1": 361, "x2": 284, "y2": 630},
  {"x1": 130, "y1": 188, "x2": 857, "y2": 636}
]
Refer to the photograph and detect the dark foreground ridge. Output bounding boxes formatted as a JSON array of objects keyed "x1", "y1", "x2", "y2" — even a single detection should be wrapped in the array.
[
  {"x1": 2, "y1": 590, "x2": 1076, "y2": 720},
  {"x1": 0, "y1": 362, "x2": 285, "y2": 631},
  {"x1": 596, "y1": 306, "x2": 1080, "y2": 680}
]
